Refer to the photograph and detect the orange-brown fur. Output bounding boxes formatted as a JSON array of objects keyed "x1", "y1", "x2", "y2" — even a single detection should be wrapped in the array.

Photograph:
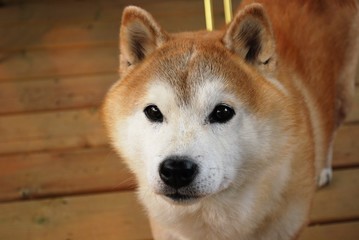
[{"x1": 240, "y1": 0, "x2": 359, "y2": 177}]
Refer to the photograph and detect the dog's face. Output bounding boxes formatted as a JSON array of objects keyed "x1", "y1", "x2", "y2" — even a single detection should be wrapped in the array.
[{"x1": 103, "y1": 6, "x2": 287, "y2": 204}]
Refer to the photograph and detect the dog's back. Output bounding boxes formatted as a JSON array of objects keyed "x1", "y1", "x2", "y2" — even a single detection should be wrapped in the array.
[{"x1": 241, "y1": 0, "x2": 359, "y2": 184}]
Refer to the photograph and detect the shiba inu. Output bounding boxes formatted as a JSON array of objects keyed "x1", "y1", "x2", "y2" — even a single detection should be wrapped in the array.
[{"x1": 102, "y1": 0, "x2": 359, "y2": 239}]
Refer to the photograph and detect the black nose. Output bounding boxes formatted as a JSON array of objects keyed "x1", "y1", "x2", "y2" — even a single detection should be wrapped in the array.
[{"x1": 159, "y1": 157, "x2": 198, "y2": 189}]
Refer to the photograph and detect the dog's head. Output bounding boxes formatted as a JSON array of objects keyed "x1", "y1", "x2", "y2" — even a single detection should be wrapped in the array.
[{"x1": 103, "y1": 4, "x2": 290, "y2": 204}]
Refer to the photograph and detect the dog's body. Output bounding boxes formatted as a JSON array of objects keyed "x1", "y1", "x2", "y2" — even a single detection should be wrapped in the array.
[{"x1": 103, "y1": 1, "x2": 359, "y2": 239}]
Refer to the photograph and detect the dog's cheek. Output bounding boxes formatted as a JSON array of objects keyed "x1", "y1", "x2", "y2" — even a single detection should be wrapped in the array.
[
  {"x1": 190, "y1": 131, "x2": 229, "y2": 194},
  {"x1": 112, "y1": 114, "x2": 152, "y2": 179},
  {"x1": 196, "y1": 153, "x2": 223, "y2": 194},
  {"x1": 137, "y1": 119, "x2": 174, "y2": 189},
  {"x1": 206, "y1": 116, "x2": 250, "y2": 190}
]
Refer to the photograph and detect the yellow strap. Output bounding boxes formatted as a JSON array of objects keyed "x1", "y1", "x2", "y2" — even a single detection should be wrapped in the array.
[
  {"x1": 204, "y1": 0, "x2": 214, "y2": 31},
  {"x1": 223, "y1": 0, "x2": 233, "y2": 24},
  {"x1": 204, "y1": 0, "x2": 233, "y2": 31}
]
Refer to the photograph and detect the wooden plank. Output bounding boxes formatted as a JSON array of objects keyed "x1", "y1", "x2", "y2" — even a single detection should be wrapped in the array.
[
  {"x1": 0, "y1": 0, "x2": 202, "y2": 25},
  {"x1": 310, "y1": 168, "x2": 359, "y2": 223},
  {"x1": 0, "y1": 123, "x2": 357, "y2": 201},
  {"x1": 0, "y1": 21, "x2": 119, "y2": 51},
  {"x1": 300, "y1": 221, "x2": 359, "y2": 240},
  {"x1": 0, "y1": 108, "x2": 106, "y2": 154},
  {"x1": 356, "y1": 59, "x2": 359, "y2": 85},
  {"x1": 0, "y1": 169, "x2": 357, "y2": 240},
  {"x1": 0, "y1": 46, "x2": 118, "y2": 81},
  {"x1": 0, "y1": 147, "x2": 135, "y2": 202},
  {"x1": 0, "y1": 192, "x2": 152, "y2": 240},
  {"x1": 0, "y1": 0, "x2": 108, "y2": 25},
  {"x1": 333, "y1": 125, "x2": 359, "y2": 168},
  {"x1": 0, "y1": 0, "x2": 240, "y2": 25},
  {"x1": 0, "y1": 73, "x2": 116, "y2": 114},
  {"x1": 0, "y1": 0, "x2": 242, "y2": 51},
  {"x1": 347, "y1": 89, "x2": 359, "y2": 123}
]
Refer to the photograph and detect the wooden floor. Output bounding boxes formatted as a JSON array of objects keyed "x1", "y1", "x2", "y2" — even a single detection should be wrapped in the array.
[{"x1": 0, "y1": 0, "x2": 358, "y2": 239}]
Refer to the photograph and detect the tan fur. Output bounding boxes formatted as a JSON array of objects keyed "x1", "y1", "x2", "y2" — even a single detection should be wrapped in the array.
[
  {"x1": 103, "y1": 1, "x2": 359, "y2": 239},
  {"x1": 240, "y1": 0, "x2": 359, "y2": 179}
]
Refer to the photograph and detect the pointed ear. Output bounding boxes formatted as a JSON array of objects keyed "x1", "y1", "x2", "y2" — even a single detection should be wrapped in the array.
[
  {"x1": 120, "y1": 6, "x2": 169, "y2": 74},
  {"x1": 223, "y1": 4, "x2": 276, "y2": 72}
]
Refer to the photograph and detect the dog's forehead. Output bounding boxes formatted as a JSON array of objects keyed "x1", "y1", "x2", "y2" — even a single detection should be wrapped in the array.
[
  {"x1": 146, "y1": 76, "x2": 231, "y2": 114},
  {"x1": 149, "y1": 39, "x2": 245, "y2": 105}
]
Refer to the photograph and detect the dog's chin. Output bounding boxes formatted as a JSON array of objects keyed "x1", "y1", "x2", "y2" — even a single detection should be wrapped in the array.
[
  {"x1": 161, "y1": 192, "x2": 202, "y2": 205},
  {"x1": 155, "y1": 179, "x2": 234, "y2": 205}
]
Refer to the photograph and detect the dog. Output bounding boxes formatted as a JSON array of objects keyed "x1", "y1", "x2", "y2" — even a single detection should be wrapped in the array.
[{"x1": 102, "y1": 1, "x2": 359, "y2": 239}]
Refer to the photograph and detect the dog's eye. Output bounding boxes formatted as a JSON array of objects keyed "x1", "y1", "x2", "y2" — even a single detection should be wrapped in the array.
[
  {"x1": 144, "y1": 105, "x2": 163, "y2": 123},
  {"x1": 208, "y1": 104, "x2": 235, "y2": 124}
]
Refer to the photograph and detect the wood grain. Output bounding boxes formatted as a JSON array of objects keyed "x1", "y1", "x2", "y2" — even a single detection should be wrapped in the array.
[
  {"x1": 347, "y1": 90, "x2": 359, "y2": 123},
  {"x1": 0, "y1": 0, "x2": 235, "y2": 25},
  {"x1": 0, "y1": 46, "x2": 117, "y2": 81},
  {"x1": 0, "y1": 0, "x2": 242, "y2": 51},
  {"x1": 310, "y1": 168, "x2": 359, "y2": 224},
  {"x1": 1, "y1": 21, "x2": 119, "y2": 51},
  {"x1": 333, "y1": 125, "x2": 359, "y2": 168},
  {"x1": 0, "y1": 192, "x2": 151, "y2": 240},
  {"x1": 0, "y1": 73, "x2": 116, "y2": 114},
  {"x1": 0, "y1": 108, "x2": 106, "y2": 154},
  {"x1": 300, "y1": 221, "x2": 359, "y2": 240},
  {"x1": 0, "y1": 147, "x2": 135, "y2": 202}
]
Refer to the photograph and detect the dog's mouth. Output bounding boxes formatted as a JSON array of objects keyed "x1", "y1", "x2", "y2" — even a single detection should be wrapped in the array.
[{"x1": 164, "y1": 192, "x2": 200, "y2": 203}]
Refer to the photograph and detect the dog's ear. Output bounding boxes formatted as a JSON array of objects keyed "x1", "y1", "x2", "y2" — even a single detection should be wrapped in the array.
[
  {"x1": 222, "y1": 4, "x2": 276, "y2": 74},
  {"x1": 120, "y1": 6, "x2": 169, "y2": 75}
]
